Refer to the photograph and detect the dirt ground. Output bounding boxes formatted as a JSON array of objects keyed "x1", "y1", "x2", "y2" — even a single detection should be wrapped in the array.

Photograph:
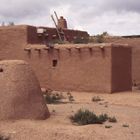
[{"x1": 0, "y1": 91, "x2": 140, "y2": 140}]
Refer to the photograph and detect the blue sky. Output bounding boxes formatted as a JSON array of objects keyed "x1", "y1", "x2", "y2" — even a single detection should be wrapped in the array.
[{"x1": 0, "y1": 0, "x2": 140, "y2": 35}]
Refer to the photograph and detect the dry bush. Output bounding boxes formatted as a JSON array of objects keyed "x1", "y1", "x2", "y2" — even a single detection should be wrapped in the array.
[
  {"x1": 92, "y1": 96, "x2": 102, "y2": 102},
  {"x1": 108, "y1": 116, "x2": 117, "y2": 123},
  {"x1": 43, "y1": 90, "x2": 64, "y2": 104},
  {"x1": 70, "y1": 109, "x2": 108, "y2": 125}
]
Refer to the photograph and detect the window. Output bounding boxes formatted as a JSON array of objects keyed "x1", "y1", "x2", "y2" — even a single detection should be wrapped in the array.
[
  {"x1": 0, "y1": 68, "x2": 3, "y2": 72},
  {"x1": 52, "y1": 59, "x2": 58, "y2": 67}
]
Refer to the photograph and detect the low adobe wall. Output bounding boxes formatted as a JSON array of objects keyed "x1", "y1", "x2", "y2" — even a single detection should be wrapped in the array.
[
  {"x1": 22, "y1": 44, "x2": 131, "y2": 93},
  {"x1": 105, "y1": 37, "x2": 140, "y2": 86},
  {"x1": 22, "y1": 44, "x2": 112, "y2": 93},
  {"x1": 27, "y1": 26, "x2": 89, "y2": 44}
]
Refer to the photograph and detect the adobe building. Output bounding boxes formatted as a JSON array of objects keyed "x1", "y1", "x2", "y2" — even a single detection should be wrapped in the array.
[
  {"x1": 23, "y1": 43, "x2": 131, "y2": 93},
  {"x1": 0, "y1": 23, "x2": 133, "y2": 93},
  {"x1": 0, "y1": 25, "x2": 132, "y2": 93}
]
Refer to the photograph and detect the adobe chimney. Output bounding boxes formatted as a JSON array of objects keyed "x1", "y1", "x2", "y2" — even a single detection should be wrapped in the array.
[{"x1": 58, "y1": 16, "x2": 68, "y2": 29}]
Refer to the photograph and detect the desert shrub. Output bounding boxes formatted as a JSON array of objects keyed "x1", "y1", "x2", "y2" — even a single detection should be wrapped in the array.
[
  {"x1": 45, "y1": 93, "x2": 62, "y2": 104},
  {"x1": 88, "y1": 36, "x2": 96, "y2": 43},
  {"x1": 92, "y1": 96, "x2": 102, "y2": 102},
  {"x1": 67, "y1": 91, "x2": 71, "y2": 96},
  {"x1": 67, "y1": 92, "x2": 75, "y2": 102},
  {"x1": 96, "y1": 34, "x2": 104, "y2": 43},
  {"x1": 108, "y1": 116, "x2": 117, "y2": 123},
  {"x1": 43, "y1": 90, "x2": 64, "y2": 104},
  {"x1": 70, "y1": 109, "x2": 108, "y2": 125},
  {"x1": 43, "y1": 90, "x2": 75, "y2": 104},
  {"x1": 68, "y1": 95, "x2": 75, "y2": 102},
  {"x1": 122, "y1": 124, "x2": 129, "y2": 127},
  {"x1": 97, "y1": 114, "x2": 108, "y2": 123},
  {"x1": 0, "y1": 135, "x2": 10, "y2": 140},
  {"x1": 105, "y1": 125, "x2": 112, "y2": 128}
]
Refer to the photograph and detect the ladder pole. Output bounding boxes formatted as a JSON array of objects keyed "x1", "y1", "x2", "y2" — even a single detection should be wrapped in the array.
[
  {"x1": 54, "y1": 11, "x2": 59, "y2": 21},
  {"x1": 54, "y1": 12, "x2": 67, "y2": 41},
  {"x1": 51, "y1": 15, "x2": 62, "y2": 42}
]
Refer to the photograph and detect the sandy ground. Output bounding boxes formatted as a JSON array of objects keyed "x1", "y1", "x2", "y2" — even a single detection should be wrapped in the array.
[{"x1": 0, "y1": 91, "x2": 140, "y2": 140}]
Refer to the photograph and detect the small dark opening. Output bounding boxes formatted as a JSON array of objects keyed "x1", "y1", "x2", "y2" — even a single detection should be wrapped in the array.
[
  {"x1": 0, "y1": 68, "x2": 3, "y2": 72},
  {"x1": 52, "y1": 59, "x2": 58, "y2": 67}
]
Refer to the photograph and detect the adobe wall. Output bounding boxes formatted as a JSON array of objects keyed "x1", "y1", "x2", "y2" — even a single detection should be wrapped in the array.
[
  {"x1": 0, "y1": 25, "x2": 88, "y2": 60},
  {"x1": 105, "y1": 37, "x2": 140, "y2": 85},
  {"x1": 0, "y1": 25, "x2": 28, "y2": 61},
  {"x1": 27, "y1": 26, "x2": 89, "y2": 44},
  {"x1": 0, "y1": 40, "x2": 112, "y2": 92},
  {"x1": 63, "y1": 29, "x2": 89, "y2": 43},
  {"x1": 111, "y1": 45, "x2": 132, "y2": 92},
  {"x1": 27, "y1": 26, "x2": 58, "y2": 44},
  {"x1": 0, "y1": 25, "x2": 28, "y2": 46},
  {"x1": 0, "y1": 25, "x2": 89, "y2": 45},
  {"x1": 0, "y1": 25, "x2": 132, "y2": 93},
  {"x1": 22, "y1": 44, "x2": 131, "y2": 93},
  {"x1": 23, "y1": 45, "x2": 112, "y2": 93}
]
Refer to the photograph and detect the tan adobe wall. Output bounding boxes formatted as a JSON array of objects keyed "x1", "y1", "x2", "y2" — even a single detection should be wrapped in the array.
[
  {"x1": 0, "y1": 25, "x2": 89, "y2": 45},
  {"x1": 0, "y1": 25, "x2": 28, "y2": 60},
  {"x1": 0, "y1": 42, "x2": 131, "y2": 93},
  {"x1": 0, "y1": 25, "x2": 28, "y2": 46},
  {"x1": 0, "y1": 60, "x2": 50, "y2": 120},
  {"x1": 0, "y1": 25, "x2": 131, "y2": 93},
  {"x1": 111, "y1": 45, "x2": 132, "y2": 92},
  {"x1": 22, "y1": 44, "x2": 131, "y2": 93},
  {"x1": 22, "y1": 44, "x2": 112, "y2": 93},
  {"x1": 105, "y1": 37, "x2": 140, "y2": 86},
  {"x1": 27, "y1": 26, "x2": 58, "y2": 44},
  {"x1": 27, "y1": 26, "x2": 89, "y2": 44}
]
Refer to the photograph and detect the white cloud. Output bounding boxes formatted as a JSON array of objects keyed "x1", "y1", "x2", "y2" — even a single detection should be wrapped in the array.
[{"x1": 0, "y1": 0, "x2": 140, "y2": 35}]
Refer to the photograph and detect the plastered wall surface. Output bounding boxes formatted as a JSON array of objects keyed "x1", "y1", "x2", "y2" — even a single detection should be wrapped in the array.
[
  {"x1": 0, "y1": 25, "x2": 132, "y2": 93},
  {"x1": 105, "y1": 37, "x2": 140, "y2": 85}
]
